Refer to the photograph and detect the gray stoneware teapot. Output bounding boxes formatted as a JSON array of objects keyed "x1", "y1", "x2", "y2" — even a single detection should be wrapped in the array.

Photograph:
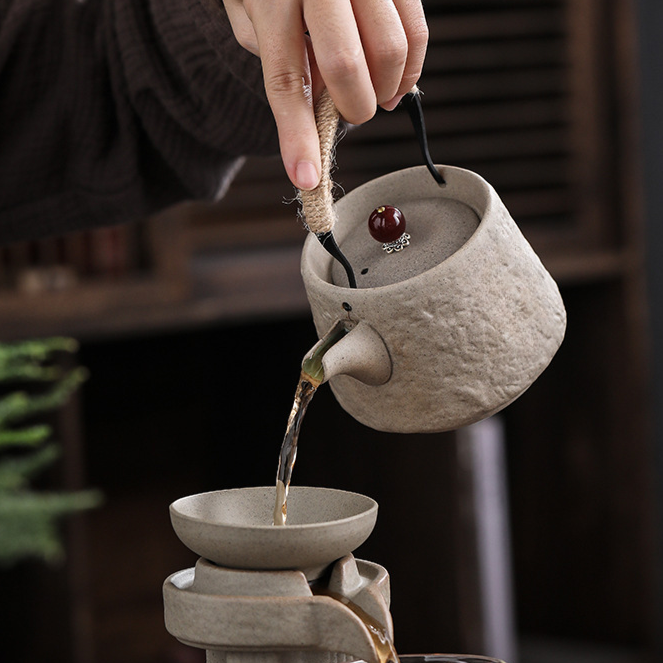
[{"x1": 300, "y1": 164, "x2": 566, "y2": 434}]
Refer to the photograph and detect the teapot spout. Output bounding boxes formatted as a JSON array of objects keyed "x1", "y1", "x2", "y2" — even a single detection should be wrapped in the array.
[{"x1": 302, "y1": 320, "x2": 392, "y2": 387}]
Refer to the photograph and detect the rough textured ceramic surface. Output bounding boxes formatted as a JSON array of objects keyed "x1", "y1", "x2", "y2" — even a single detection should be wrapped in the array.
[
  {"x1": 301, "y1": 165, "x2": 567, "y2": 433},
  {"x1": 170, "y1": 486, "x2": 378, "y2": 575},
  {"x1": 164, "y1": 554, "x2": 392, "y2": 662}
]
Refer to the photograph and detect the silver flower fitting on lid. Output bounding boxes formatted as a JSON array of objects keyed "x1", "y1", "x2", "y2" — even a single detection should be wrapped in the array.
[{"x1": 382, "y1": 232, "x2": 411, "y2": 254}]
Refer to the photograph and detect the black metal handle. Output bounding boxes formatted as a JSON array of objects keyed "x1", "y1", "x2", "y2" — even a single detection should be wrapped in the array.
[
  {"x1": 403, "y1": 90, "x2": 445, "y2": 186},
  {"x1": 316, "y1": 231, "x2": 357, "y2": 289}
]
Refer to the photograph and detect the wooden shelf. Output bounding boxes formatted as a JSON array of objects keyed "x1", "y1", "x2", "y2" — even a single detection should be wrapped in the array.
[
  {"x1": 0, "y1": 242, "x2": 308, "y2": 342},
  {"x1": 0, "y1": 234, "x2": 640, "y2": 344}
]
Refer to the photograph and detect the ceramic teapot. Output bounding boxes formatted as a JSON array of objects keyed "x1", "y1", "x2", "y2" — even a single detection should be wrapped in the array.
[{"x1": 300, "y1": 165, "x2": 566, "y2": 434}]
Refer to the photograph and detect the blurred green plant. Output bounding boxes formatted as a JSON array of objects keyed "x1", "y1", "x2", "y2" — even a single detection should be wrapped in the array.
[{"x1": 0, "y1": 338, "x2": 101, "y2": 565}]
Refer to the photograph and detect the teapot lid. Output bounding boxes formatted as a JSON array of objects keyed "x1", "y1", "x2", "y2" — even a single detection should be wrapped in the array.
[{"x1": 330, "y1": 181, "x2": 480, "y2": 289}]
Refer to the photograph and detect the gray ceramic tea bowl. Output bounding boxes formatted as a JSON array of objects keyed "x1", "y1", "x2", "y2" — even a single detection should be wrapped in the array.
[{"x1": 170, "y1": 486, "x2": 378, "y2": 576}]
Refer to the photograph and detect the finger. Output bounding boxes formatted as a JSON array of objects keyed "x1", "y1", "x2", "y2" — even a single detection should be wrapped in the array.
[
  {"x1": 249, "y1": 2, "x2": 321, "y2": 190},
  {"x1": 382, "y1": 0, "x2": 428, "y2": 109},
  {"x1": 305, "y1": 36, "x2": 326, "y2": 103},
  {"x1": 222, "y1": 0, "x2": 260, "y2": 56},
  {"x1": 351, "y1": 0, "x2": 408, "y2": 106},
  {"x1": 304, "y1": 0, "x2": 377, "y2": 125}
]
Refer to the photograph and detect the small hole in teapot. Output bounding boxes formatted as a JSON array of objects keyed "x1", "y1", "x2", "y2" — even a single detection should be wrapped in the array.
[
  {"x1": 361, "y1": 268, "x2": 369, "y2": 275},
  {"x1": 342, "y1": 302, "x2": 352, "y2": 312}
]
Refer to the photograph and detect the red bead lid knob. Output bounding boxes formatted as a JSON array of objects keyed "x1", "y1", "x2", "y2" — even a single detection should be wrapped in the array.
[{"x1": 368, "y1": 206, "x2": 406, "y2": 244}]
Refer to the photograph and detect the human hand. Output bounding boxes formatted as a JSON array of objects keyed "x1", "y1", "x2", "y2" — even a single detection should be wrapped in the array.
[{"x1": 221, "y1": 0, "x2": 428, "y2": 190}]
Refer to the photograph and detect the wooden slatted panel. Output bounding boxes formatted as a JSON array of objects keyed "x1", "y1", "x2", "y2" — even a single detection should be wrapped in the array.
[{"x1": 210, "y1": 0, "x2": 608, "y2": 252}]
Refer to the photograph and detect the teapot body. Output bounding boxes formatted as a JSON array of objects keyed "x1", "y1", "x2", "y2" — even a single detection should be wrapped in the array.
[{"x1": 301, "y1": 166, "x2": 566, "y2": 433}]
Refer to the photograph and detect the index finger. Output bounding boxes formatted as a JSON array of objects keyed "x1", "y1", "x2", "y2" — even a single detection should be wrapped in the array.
[{"x1": 250, "y1": 3, "x2": 322, "y2": 190}]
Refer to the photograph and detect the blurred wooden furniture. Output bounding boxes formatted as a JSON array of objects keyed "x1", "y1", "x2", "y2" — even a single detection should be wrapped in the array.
[
  {"x1": 0, "y1": 214, "x2": 190, "y2": 340},
  {"x1": 0, "y1": 1, "x2": 656, "y2": 662},
  {"x1": 0, "y1": 0, "x2": 648, "y2": 340}
]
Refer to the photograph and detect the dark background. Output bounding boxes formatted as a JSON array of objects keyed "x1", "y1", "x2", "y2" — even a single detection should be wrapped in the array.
[{"x1": 636, "y1": 0, "x2": 663, "y2": 651}]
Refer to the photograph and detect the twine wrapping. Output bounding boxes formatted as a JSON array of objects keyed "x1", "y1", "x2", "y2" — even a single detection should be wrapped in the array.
[{"x1": 299, "y1": 89, "x2": 340, "y2": 235}]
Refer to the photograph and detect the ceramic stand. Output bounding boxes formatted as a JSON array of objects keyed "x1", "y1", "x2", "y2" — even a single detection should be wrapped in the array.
[{"x1": 163, "y1": 487, "x2": 392, "y2": 663}]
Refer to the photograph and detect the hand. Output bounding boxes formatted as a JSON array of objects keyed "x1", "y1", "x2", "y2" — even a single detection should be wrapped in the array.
[{"x1": 222, "y1": 0, "x2": 429, "y2": 190}]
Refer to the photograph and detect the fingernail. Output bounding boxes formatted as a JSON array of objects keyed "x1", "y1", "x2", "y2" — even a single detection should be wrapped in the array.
[
  {"x1": 381, "y1": 94, "x2": 405, "y2": 112},
  {"x1": 295, "y1": 161, "x2": 320, "y2": 190}
]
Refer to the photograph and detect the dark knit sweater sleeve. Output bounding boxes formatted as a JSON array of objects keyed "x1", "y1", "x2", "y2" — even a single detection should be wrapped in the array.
[{"x1": 0, "y1": 0, "x2": 279, "y2": 243}]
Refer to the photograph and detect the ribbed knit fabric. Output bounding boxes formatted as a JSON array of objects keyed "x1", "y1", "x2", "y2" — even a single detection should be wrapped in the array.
[{"x1": 0, "y1": 0, "x2": 279, "y2": 243}]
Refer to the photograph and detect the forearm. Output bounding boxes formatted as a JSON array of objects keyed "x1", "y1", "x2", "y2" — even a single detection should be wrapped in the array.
[
  {"x1": 0, "y1": 0, "x2": 278, "y2": 243},
  {"x1": 113, "y1": 0, "x2": 278, "y2": 166}
]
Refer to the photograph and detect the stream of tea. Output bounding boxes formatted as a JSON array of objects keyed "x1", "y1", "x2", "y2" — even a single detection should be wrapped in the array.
[
  {"x1": 273, "y1": 320, "x2": 349, "y2": 526},
  {"x1": 312, "y1": 587, "x2": 399, "y2": 663},
  {"x1": 273, "y1": 373, "x2": 318, "y2": 526}
]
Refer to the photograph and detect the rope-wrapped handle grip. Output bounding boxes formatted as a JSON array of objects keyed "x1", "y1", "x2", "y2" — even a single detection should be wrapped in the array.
[
  {"x1": 299, "y1": 90, "x2": 356, "y2": 288},
  {"x1": 298, "y1": 89, "x2": 340, "y2": 235}
]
